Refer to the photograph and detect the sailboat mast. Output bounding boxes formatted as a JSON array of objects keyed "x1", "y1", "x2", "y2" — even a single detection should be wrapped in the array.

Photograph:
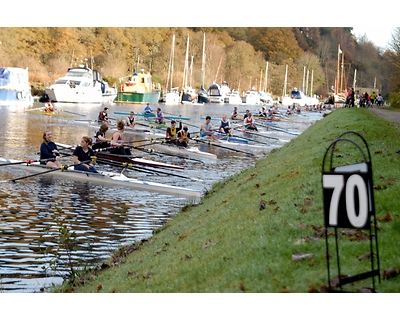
[
  {"x1": 201, "y1": 33, "x2": 206, "y2": 87},
  {"x1": 283, "y1": 64, "x2": 288, "y2": 97},
  {"x1": 264, "y1": 61, "x2": 268, "y2": 92},
  {"x1": 171, "y1": 35, "x2": 175, "y2": 91},
  {"x1": 168, "y1": 34, "x2": 176, "y2": 92},
  {"x1": 183, "y1": 36, "x2": 189, "y2": 89}
]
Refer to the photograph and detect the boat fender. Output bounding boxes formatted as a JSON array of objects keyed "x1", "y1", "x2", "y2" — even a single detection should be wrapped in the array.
[
  {"x1": 120, "y1": 84, "x2": 124, "y2": 92},
  {"x1": 16, "y1": 92, "x2": 22, "y2": 100}
]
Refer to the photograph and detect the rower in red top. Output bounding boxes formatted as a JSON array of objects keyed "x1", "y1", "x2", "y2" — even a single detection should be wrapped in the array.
[{"x1": 243, "y1": 112, "x2": 258, "y2": 131}]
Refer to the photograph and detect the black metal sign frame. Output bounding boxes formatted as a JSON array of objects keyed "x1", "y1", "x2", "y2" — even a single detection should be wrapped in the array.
[{"x1": 321, "y1": 131, "x2": 380, "y2": 292}]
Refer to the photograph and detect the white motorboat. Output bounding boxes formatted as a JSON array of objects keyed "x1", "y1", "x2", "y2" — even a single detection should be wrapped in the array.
[
  {"x1": 258, "y1": 91, "x2": 273, "y2": 104},
  {"x1": 45, "y1": 65, "x2": 116, "y2": 104},
  {"x1": 281, "y1": 88, "x2": 319, "y2": 107},
  {"x1": 0, "y1": 157, "x2": 201, "y2": 202},
  {"x1": 0, "y1": 67, "x2": 33, "y2": 107},
  {"x1": 207, "y1": 81, "x2": 230, "y2": 103},
  {"x1": 163, "y1": 88, "x2": 181, "y2": 104},
  {"x1": 225, "y1": 90, "x2": 243, "y2": 105},
  {"x1": 244, "y1": 90, "x2": 262, "y2": 105}
]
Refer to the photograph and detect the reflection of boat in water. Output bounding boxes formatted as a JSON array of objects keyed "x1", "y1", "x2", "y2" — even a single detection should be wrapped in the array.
[
  {"x1": 114, "y1": 69, "x2": 161, "y2": 104},
  {"x1": 281, "y1": 88, "x2": 319, "y2": 107},
  {"x1": 0, "y1": 67, "x2": 33, "y2": 107},
  {"x1": 45, "y1": 65, "x2": 116, "y2": 104}
]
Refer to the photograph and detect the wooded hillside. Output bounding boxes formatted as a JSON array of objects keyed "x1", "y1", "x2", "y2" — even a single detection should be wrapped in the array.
[{"x1": 0, "y1": 27, "x2": 395, "y2": 98}]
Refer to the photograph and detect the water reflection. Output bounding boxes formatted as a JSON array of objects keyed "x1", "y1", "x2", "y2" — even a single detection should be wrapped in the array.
[{"x1": 0, "y1": 102, "x2": 318, "y2": 292}]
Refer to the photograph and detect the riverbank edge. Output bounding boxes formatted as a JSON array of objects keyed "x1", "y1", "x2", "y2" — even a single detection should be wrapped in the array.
[{"x1": 54, "y1": 107, "x2": 400, "y2": 293}]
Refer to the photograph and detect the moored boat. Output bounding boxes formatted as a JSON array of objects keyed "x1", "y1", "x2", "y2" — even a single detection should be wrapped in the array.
[
  {"x1": 207, "y1": 81, "x2": 230, "y2": 103},
  {"x1": 0, "y1": 67, "x2": 33, "y2": 107},
  {"x1": 114, "y1": 69, "x2": 161, "y2": 104},
  {"x1": 281, "y1": 88, "x2": 319, "y2": 107},
  {"x1": 45, "y1": 65, "x2": 116, "y2": 104},
  {"x1": 0, "y1": 157, "x2": 201, "y2": 201},
  {"x1": 225, "y1": 90, "x2": 243, "y2": 105},
  {"x1": 197, "y1": 85, "x2": 209, "y2": 104},
  {"x1": 244, "y1": 90, "x2": 262, "y2": 105}
]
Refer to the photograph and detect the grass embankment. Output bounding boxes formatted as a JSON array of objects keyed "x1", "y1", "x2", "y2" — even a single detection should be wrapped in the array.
[{"x1": 67, "y1": 108, "x2": 400, "y2": 293}]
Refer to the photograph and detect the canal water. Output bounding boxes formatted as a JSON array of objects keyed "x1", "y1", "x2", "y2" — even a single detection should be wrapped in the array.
[{"x1": 0, "y1": 100, "x2": 320, "y2": 292}]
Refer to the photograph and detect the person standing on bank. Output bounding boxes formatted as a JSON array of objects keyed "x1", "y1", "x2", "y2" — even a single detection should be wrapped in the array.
[
  {"x1": 40, "y1": 130, "x2": 62, "y2": 168},
  {"x1": 73, "y1": 136, "x2": 98, "y2": 173}
]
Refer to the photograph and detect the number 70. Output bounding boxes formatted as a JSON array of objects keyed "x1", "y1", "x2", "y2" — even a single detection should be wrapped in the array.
[{"x1": 323, "y1": 174, "x2": 369, "y2": 228}]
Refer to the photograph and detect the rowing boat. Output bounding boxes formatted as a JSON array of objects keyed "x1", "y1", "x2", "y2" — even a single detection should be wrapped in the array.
[
  {"x1": 0, "y1": 157, "x2": 201, "y2": 202},
  {"x1": 56, "y1": 142, "x2": 184, "y2": 171},
  {"x1": 147, "y1": 141, "x2": 217, "y2": 162},
  {"x1": 114, "y1": 111, "x2": 191, "y2": 121},
  {"x1": 25, "y1": 109, "x2": 74, "y2": 118}
]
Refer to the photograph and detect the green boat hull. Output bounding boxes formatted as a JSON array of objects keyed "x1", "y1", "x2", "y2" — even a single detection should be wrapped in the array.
[{"x1": 114, "y1": 91, "x2": 160, "y2": 104}]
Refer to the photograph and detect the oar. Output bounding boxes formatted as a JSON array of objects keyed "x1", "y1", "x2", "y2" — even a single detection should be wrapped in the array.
[
  {"x1": 234, "y1": 127, "x2": 281, "y2": 141},
  {"x1": 96, "y1": 158, "x2": 203, "y2": 182},
  {"x1": 254, "y1": 120, "x2": 300, "y2": 136},
  {"x1": 9, "y1": 160, "x2": 91, "y2": 182},
  {"x1": 223, "y1": 133, "x2": 271, "y2": 146},
  {"x1": 0, "y1": 159, "x2": 38, "y2": 167},
  {"x1": 192, "y1": 137, "x2": 254, "y2": 156},
  {"x1": 130, "y1": 144, "x2": 204, "y2": 164},
  {"x1": 55, "y1": 109, "x2": 87, "y2": 117}
]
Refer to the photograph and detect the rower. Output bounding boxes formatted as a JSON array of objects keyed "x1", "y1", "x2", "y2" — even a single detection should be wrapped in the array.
[
  {"x1": 243, "y1": 112, "x2": 258, "y2": 131},
  {"x1": 155, "y1": 107, "x2": 165, "y2": 124},
  {"x1": 219, "y1": 115, "x2": 234, "y2": 135},
  {"x1": 73, "y1": 136, "x2": 98, "y2": 173},
  {"x1": 93, "y1": 124, "x2": 111, "y2": 150},
  {"x1": 44, "y1": 100, "x2": 55, "y2": 113},
  {"x1": 200, "y1": 116, "x2": 219, "y2": 141},
  {"x1": 166, "y1": 120, "x2": 182, "y2": 144},
  {"x1": 40, "y1": 130, "x2": 62, "y2": 168},
  {"x1": 177, "y1": 126, "x2": 191, "y2": 148},
  {"x1": 110, "y1": 120, "x2": 131, "y2": 155},
  {"x1": 98, "y1": 107, "x2": 111, "y2": 124},
  {"x1": 125, "y1": 111, "x2": 136, "y2": 129},
  {"x1": 143, "y1": 103, "x2": 153, "y2": 114}
]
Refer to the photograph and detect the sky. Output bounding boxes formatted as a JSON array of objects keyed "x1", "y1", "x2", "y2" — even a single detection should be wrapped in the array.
[
  {"x1": 352, "y1": 26, "x2": 396, "y2": 49},
  {"x1": 3, "y1": 1, "x2": 398, "y2": 51}
]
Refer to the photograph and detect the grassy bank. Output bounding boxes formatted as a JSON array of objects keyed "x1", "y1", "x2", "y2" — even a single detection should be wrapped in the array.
[{"x1": 62, "y1": 108, "x2": 400, "y2": 293}]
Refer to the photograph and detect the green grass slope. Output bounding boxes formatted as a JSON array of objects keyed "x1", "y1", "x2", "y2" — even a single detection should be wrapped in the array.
[{"x1": 68, "y1": 108, "x2": 400, "y2": 293}]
